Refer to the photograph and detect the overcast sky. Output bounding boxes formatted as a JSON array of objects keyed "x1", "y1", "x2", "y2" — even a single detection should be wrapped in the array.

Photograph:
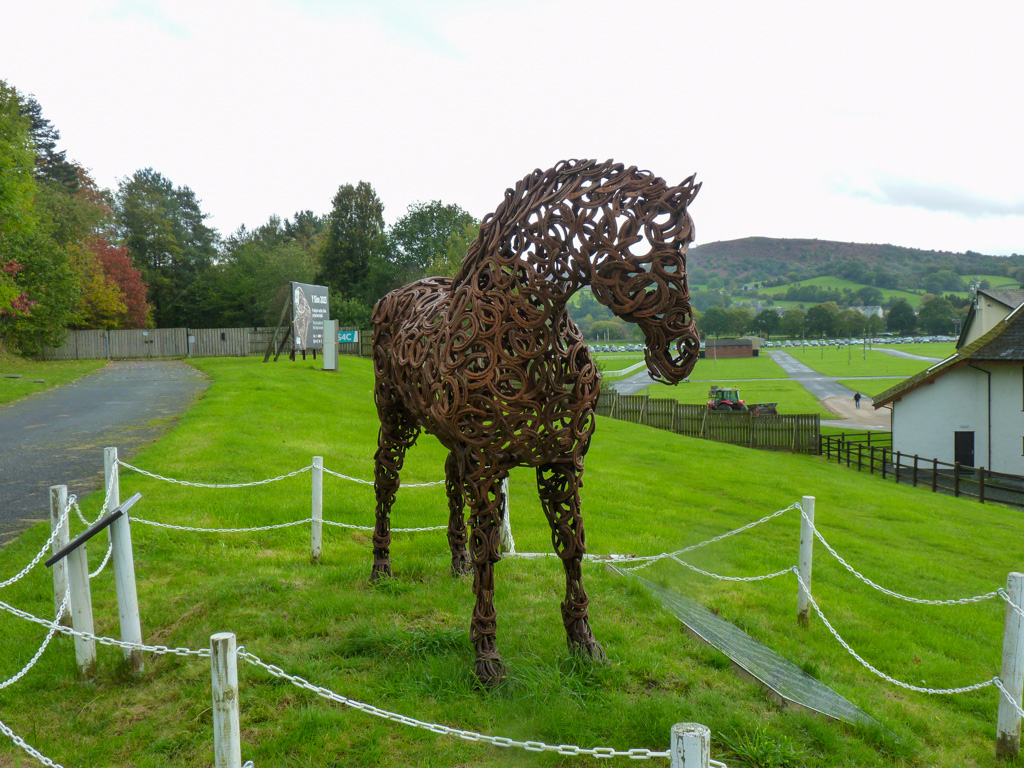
[{"x1": 3, "y1": 0, "x2": 1023, "y2": 255}]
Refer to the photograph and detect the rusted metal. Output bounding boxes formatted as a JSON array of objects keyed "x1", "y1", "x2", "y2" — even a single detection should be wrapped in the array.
[{"x1": 369, "y1": 159, "x2": 700, "y2": 687}]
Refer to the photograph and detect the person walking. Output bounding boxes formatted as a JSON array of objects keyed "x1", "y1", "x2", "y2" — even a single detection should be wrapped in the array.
[{"x1": 854, "y1": 392, "x2": 862, "y2": 409}]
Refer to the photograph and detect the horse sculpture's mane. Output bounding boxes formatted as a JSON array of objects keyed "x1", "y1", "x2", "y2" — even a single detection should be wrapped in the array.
[{"x1": 369, "y1": 159, "x2": 701, "y2": 687}]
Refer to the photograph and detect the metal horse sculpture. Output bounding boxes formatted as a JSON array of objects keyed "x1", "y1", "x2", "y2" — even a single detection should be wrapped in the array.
[{"x1": 370, "y1": 159, "x2": 701, "y2": 686}]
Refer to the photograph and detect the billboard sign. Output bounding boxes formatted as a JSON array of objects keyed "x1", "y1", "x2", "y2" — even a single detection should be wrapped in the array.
[
  {"x1": 290, "y1": 282, "x2": 329, "y2": 350},
  {"x1": 338, "y1": 330, "x2": 359, "y2": 344}
]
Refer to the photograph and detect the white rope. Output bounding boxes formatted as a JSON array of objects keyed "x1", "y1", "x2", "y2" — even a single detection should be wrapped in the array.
[
  {"x1": 792, "y1": 568, "x2": 998, "y2": 695},
  {"x1": 133, "y1": 517, "x2": 313, "y2": 533},
  {"x1": 236, "y1": 646, "x2": 671, "y2": 760},
  {"x1": 801, "y1": 510, "x2": 1000, "y2": 606},
  {"x1": 0, "y1": 714, "x2": 65, "y2": 768},
  {"x1": 118, "y1": 460, "x2": 312, "y2": 488},
  {"x1": 0, "y1": 505, "x2": 71, "y2": 590},
  {"x1": 0, "y1": 591, "x2": 68, "y2": 692},
  {"x1": 622, "y1": 503, "x2": 799, "y2": 572},
  {"x1": 321, "y1": 467, "x2": 445, "y2": 488}
]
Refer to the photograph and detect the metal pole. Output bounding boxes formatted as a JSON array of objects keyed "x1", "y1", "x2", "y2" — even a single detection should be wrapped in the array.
[
  {"x1": 311, "y1": 456, "x2": 323, "y2": 564},
  {"x1": 997, "y1": 573, "x2": 1024, "y2": 758},
  {"x1": 66, "y1": 545, "x2": 97, "y2": 680},
  {"x1": 211, "y1": 632, "x2": 242, "y2": 768},
  {"x1": 798, "y1": 495, "x2": 815, "y2": 626},
  {"x1": 49, "y1": 485, "x2": 71, "y2": 627},
  {"x1": 670, "y1": 723, "x2": 710, "y2": 768}
]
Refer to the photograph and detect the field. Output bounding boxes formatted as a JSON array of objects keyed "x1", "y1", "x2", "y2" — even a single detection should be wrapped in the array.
[
  {"x1": 0, "y1": 353, "x2": 106, "y2": 406},
  {"x1": 755, "y1": 277, "x2": 929, "y2": 307},
  {"x1": 642, "y1": 379, "x2": 831, "y2": 417},
  {"x1": 783, "y1": 344, "x2": 954, "y2": 379},
  {"x1": 0, "y1": 357, "x2": 1021, "y2": 767}
]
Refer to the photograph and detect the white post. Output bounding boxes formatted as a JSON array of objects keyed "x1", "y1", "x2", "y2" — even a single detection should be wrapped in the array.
[
  {"x1": 48, "y1": 485, "x2": 71, "y2": 627},
  {"x1": 997, "y1": 572, "x2": 1024, "y2": 758},
  {"x1": 104, "y1": 447, "x2": 120, "y2": 512},
  {"x1": 798, "y1": 495, "x2": 815, "y2": 626},
  {"x1": 311, "y1": 456, "x2": 323, "y2": 564},
  {"x1": 499, "y1": 476, "x2": 515, "y2": 554},
  {"x1": 323, "y1": 319, "x2": 338, "y2": 372},
  {"x1": 670, "y1": 723, "x2": 710, "y2": 768},
  {"x1": 211, "y1": 632, "x2": 242, "y2": 768},
  {"x1": 66, "y1": 545, "x2": 96, "y2": 680},
  {"x1": 110, "y1": 505, "x2": 144, "y2": 674}
]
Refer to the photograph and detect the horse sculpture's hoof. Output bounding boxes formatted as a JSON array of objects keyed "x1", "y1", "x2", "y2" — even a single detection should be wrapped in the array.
[
  {"x1": 450, "y1": 554, "x2": 473, "y2": 577},
  {"x1": 369, "y1": 564, "x2": 393, "y2": 582},
  {"x1": 474, "y1": 656, "x2": 507, "y2": 689},
  {"x1": 568, "y1": 635, "x2": 607, "y2": 662}
]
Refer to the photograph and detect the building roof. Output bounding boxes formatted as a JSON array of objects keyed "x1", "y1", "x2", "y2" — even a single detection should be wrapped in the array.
[
  {"x1": 874, "y1": 301, "x2": 1024, "y2": 408},
  {"x1": 955, "y1": 287, "x2": 1024, "y2": 347}
]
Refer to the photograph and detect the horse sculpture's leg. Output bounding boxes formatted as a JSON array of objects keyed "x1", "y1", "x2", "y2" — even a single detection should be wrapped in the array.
[
  {"x1": 371, "y1": 387, "x2": 419, "y2": 582},
  {"x1": 445, "y1": 451, "x2": 472, "y2": 576},
  {"x1": 536, "y1": 460, "x2": 606, "y2": 661},
  {"x1": 464, "y1": 465, "x2": 507, "y2": 687}
]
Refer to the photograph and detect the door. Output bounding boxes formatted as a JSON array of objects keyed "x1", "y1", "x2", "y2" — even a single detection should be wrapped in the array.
[{"x1": 954, "y1": 431, "x2": 974, "y2": 467}]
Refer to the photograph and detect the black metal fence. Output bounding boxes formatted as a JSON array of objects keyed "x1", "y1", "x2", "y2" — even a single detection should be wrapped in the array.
[{"x1": 821, "y1": 432, "x2": 1024, "y2": 509}]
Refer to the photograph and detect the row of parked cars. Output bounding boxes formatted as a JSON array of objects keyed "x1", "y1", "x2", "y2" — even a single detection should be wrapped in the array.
[
  {"x1": 589, "y1": 344, "x2": 644, "y2": 353},
  {"x1": 763, "y1": 335, "x2": 955, "y2": 348}
]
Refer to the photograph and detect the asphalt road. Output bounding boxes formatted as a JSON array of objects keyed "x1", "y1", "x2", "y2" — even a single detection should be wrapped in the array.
[
  {"x1": 764, "y1": 350, "x2": 858, "y2": 399},
  {"x1": 0, "y1": 361, "x2": 207, "y2": 544}
]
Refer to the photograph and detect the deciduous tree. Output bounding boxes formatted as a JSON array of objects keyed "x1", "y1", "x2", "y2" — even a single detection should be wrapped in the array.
[{"x1": 886, "y1": 298, "x2": 917, "y2": 334}]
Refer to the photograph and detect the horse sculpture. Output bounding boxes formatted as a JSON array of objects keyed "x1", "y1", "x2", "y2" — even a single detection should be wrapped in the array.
[{"x1": 370, "y1": 159, "x2": 701, "y2": 686}]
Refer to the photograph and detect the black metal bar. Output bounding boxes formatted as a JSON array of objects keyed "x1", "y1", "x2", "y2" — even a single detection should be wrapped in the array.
[
  {"x1": 979, "y1": 467, "x2": 986, "y2": 504},
  {"x1": 46, "y1": 493, "x2": 141, "y2": 568}
]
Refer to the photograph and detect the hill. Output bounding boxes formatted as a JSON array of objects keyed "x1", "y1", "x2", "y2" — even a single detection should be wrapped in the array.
[{"x1": 688, "y1": 237, "x2": 1024, "y2": 288}]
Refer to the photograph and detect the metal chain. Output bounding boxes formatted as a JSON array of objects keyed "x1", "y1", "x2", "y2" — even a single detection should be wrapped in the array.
[
  {"x1": 75, "y1": 469, "x2": 118, "y2": 527},
  {"x1": 0, "y1": 505, "x2": 72, "y2": 590},
  {"x1": 623, "y1": 503, "x2": 799, "y2": 572},
  {"x1": 0, "y1": 714, "x2": 65, "y2": 768},
  {"x1": 321, "y1": 467, "x2": 445, "y2": 488},
  {"x1": 236, "y1": 647, "x2": 671, "y2": 760},
  {"x1": 0, "y1": 592, "x2": 69, "y2": 691},
  {"x1": 320, "y1": 519, "x2": 447, "y2": 533},
  {"x1": 133, "y1": 517, "x2": 313, "y2": 533},
  {"x1": 0, "y1": 596, "x2": 209, "y2": 658},
  {"x1": 667, "y1": 555, "x2": 793, "y2": 583},
  {"x1": 90, "y1": 539, "x2": 114, "y2": 579},
  {"x1": 801, "y1": 510, "x2": 1000, "y2": 606},
  {"x1": 792, "y1": 568, "x2": 998, "y2": 695},
  {"x1": 118, "y1": 460, "x2": 312, "y2": 488},
  {"x1": 994, "y1": 677, "x2": 1024, "y2": 719},
  {"x1": 998, "y1": 589, "x2": 1024, "y2": 622}
]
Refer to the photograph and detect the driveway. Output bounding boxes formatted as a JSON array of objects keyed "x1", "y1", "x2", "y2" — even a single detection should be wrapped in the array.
[{"x1": 0, "y1": 361, "x2": 207, "y2": 544}]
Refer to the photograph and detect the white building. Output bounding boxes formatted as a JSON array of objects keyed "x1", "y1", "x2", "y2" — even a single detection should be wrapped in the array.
[
  {"x1": 873, "y1": 302, "x2": 1024, "y2": 474},
  {"x1": 956, "y1": 287, "x2": 1024, "y2": 347}
]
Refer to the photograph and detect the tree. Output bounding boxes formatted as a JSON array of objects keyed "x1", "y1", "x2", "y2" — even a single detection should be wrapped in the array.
[
  {"x1": 19, "y1": 94, "x2": 79, "y2": 191},
  {"x1": 886, "y1": 298, "x2": 917, "y2": 334},
  {"x1": 779, "y1": 308, "x2": 806, "y2": 338},
  {"x1": 700, "y1": 306, "x2": 730, "y2": 336},
  {"x1": 805, "y1": 302, "x2": 839, "y2": 336},
  {"x1": 0, "y1": 80, "x2": 37, "y2": 318},
  {"x1": 835, "y1": 309, "x2": 866, "y2": 337},
  {"x1": 856, "y1": 285, "x2": 883, "y2": 306},
  {"x1": 89, "y1": 236, "x2": 150, "y2": 328},
  {"x1": 115, "y1": 169, "x2": 218, "y2": 327},
  {"x1": 754, "y1": 308, "x2": 779, "y2": 337},
  {"x1": 428, "y1": 220, "x2": 481, "y2": 278},
  {"x1": 917, "y1": 295, "x2": 956, "y2": 335},
  {"x1": 318, "y1": 182, "x2": 388, "y2": 317},
  {"x1": 725, "y1": 307, "x2": 753, "y2": 336},
  {"x1": 389, "y1": 201, "x2": 477, "y2": 284},
  {"x1": 589, "y1": 319, "x2": 626, "y2": 340}
]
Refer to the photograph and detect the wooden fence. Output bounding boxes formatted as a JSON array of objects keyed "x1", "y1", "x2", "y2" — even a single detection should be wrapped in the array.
[
  {"x1": 596, "y1": 391, "x2": 820, "y2": 453},
  {"x1": 38, "y1": 327, "x2": 277, "y2": 360},
  {"x1": 821, "y1": 433, "x2": 1024, "y2": 508}
]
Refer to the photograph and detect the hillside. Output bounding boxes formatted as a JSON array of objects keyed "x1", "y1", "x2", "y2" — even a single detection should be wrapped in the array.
[{"x1": 688, "y1": 237, "x2": 1024, "y2": 287}]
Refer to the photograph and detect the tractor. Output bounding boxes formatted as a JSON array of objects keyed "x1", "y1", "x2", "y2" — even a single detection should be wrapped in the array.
[{"x1": 707, "y1": 386, "x2": 746, "y2": 411}]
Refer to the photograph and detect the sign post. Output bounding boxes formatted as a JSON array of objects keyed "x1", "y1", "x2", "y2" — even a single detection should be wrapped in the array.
[{"x1": 323, "y1": 319, "x2": 338, "y2": 372}]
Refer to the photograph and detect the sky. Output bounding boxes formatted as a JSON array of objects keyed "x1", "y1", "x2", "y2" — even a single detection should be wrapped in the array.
[{"x1": 3, "y1": 0, "x2": 1023, "y2": 255}]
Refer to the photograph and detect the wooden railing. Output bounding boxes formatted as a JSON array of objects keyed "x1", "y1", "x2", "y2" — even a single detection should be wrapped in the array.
[
  {"x1": 597, "y1": 392, "x2": 820, "y2": 454},
  {"x1": 821, "y1": 434, "x2": 1024, "y2": 508}
]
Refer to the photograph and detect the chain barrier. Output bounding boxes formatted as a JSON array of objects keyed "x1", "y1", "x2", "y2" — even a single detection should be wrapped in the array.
[
  {"x1": 235, "y1": 646, "x2": 672, "y2": 760},
  {"x1": 133, "y1": 517, "x2": 313, "y2": 533},
  {"x1": 320, "y1": 519, "x2": 447, "y2": 533},
  {"x1": 792, "y1": 568, "x2": 999, "y2": 695},
  {"x1": 801, "y1": 510, "x2": 1001, "y2": 606},
  {"x1": 621, "y1": 503, "x2": 799, "y2": 573},
  {"x1": 321, "y1": 467, "x2": 445, "y2": 488},
  {"x1": 118, "y1": 460, "x2": 312, "y2": 488},
  {"x1": 0, "y1": 592, "x2": 68, "y2": 692},
  {"x1": 0, "y1": 504, "x2": 72, "y2": 590},
  {"x1": 0, "y1": 715, "x2": 65, "y2": 768},
  {"x1": 74, "y1": 470, "x2": 118, "y2": 528},
  {"x1": 999, "y1": 589, "x2": 1024, "y2": 622},
  {"x1": 89, "y1": 539, "x2": 114, "y2": 579},
  {"x1": 667, "y1": 555, "x2": 793, "y2": 583},
  {"x1": 994, "y1": 678, "x2": 1024, "y2": 719}
]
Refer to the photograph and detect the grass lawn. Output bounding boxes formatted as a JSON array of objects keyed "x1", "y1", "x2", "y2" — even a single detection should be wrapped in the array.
[
  {"x1": 836, "y1": 379, "x2": 903, "y2": 398},
  {"x1": 686, "y1": 354, "x2": 788, "y2": 381},
  {"x1": 0, "y1": 356, "x2": 1021, "y2": 767},
  {"x1": 786, "y1": 346, "x2": 951, "y2": 379},
  {"x1": 0, "y1": 352, "x2": 106, "y2": 406},
  {"x1": 757, "y1": 277, "x2": 927, "y2": 307},
  {"x1": 642, "y1": 379, "x2": 832, "y2": 417}
]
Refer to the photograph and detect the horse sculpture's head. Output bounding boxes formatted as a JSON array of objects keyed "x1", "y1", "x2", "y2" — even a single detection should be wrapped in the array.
[{"x1": 583, "y1": 163, "x2": 702, "y2": 385}]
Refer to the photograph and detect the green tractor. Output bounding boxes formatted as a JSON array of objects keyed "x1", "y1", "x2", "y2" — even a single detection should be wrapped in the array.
[{"x1": 707, "y1": 386, "x2": 747, "y2": 411}]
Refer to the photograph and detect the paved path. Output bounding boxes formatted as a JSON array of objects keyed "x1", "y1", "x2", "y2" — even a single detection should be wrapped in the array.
[
  {"x1": 764, "y1": 351, "x2": 858, "y2": 399},
  {"x1": 0, "y1": 361, "x2": 207, "y2": 544},
  {"x1": 873, "y1": 347, "x2": 942, "y2": 362},
  {"x1": 609, "y1": 368, "x2": 661, "y2": 395}
]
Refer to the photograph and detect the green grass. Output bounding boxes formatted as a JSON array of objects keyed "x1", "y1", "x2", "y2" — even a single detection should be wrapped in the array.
[
  {"x1": 0, "y1": 352, "x2": 106, "y2": 406},
  {"x1": 687, "y1": 354, "x2": 788, "y2": 381},
  {"x1": 0, "y1": 357, "x2": 1021, "y2": 766},
  {"x1": 836, "y1": 379, "x2": 902, "y2": 398},
  {"x1": 784, "y1": 345, "x2": 954, "y2": 379},
  {"x1": 642, "y1": 379, "x2": 832, "y2": 417},
  {"x1": 757, "y1": 277, "x2": 928, "y2": 307}
]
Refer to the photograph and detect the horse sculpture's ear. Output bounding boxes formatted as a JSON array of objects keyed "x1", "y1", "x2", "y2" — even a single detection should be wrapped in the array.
[{"x1": 678, "y1": 175, "x2": 701, "y2": 207}]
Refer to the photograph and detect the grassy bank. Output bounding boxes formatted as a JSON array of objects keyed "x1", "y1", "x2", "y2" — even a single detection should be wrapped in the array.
[
  {"x1": 0, "y1": 356, "x2": 1020, "y2": 767},
  {"x1": 0, "y1": 352, "x2": 106, "y2": 406}
]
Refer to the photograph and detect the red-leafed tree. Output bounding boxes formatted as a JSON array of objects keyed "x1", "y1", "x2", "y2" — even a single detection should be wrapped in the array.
[{"x1": 89, "y1": 235, "x2": 151, "y2": 328}]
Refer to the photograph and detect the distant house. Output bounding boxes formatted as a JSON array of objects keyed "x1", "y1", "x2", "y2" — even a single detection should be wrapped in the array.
[
  {"x1": 700, "y1": 337, "x2": 760, "y2": 359},
  {"x1": 873, "y1": 303, "x2": 1024, "y2": 474},
  {"x1": 957, "y1": 287, "x2": 1024, "y2": 348}
]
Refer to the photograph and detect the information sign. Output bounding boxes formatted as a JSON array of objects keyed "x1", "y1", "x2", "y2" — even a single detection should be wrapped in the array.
[{"x1": 290, "y1": 282, "x2": 329, "y2": 350}]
